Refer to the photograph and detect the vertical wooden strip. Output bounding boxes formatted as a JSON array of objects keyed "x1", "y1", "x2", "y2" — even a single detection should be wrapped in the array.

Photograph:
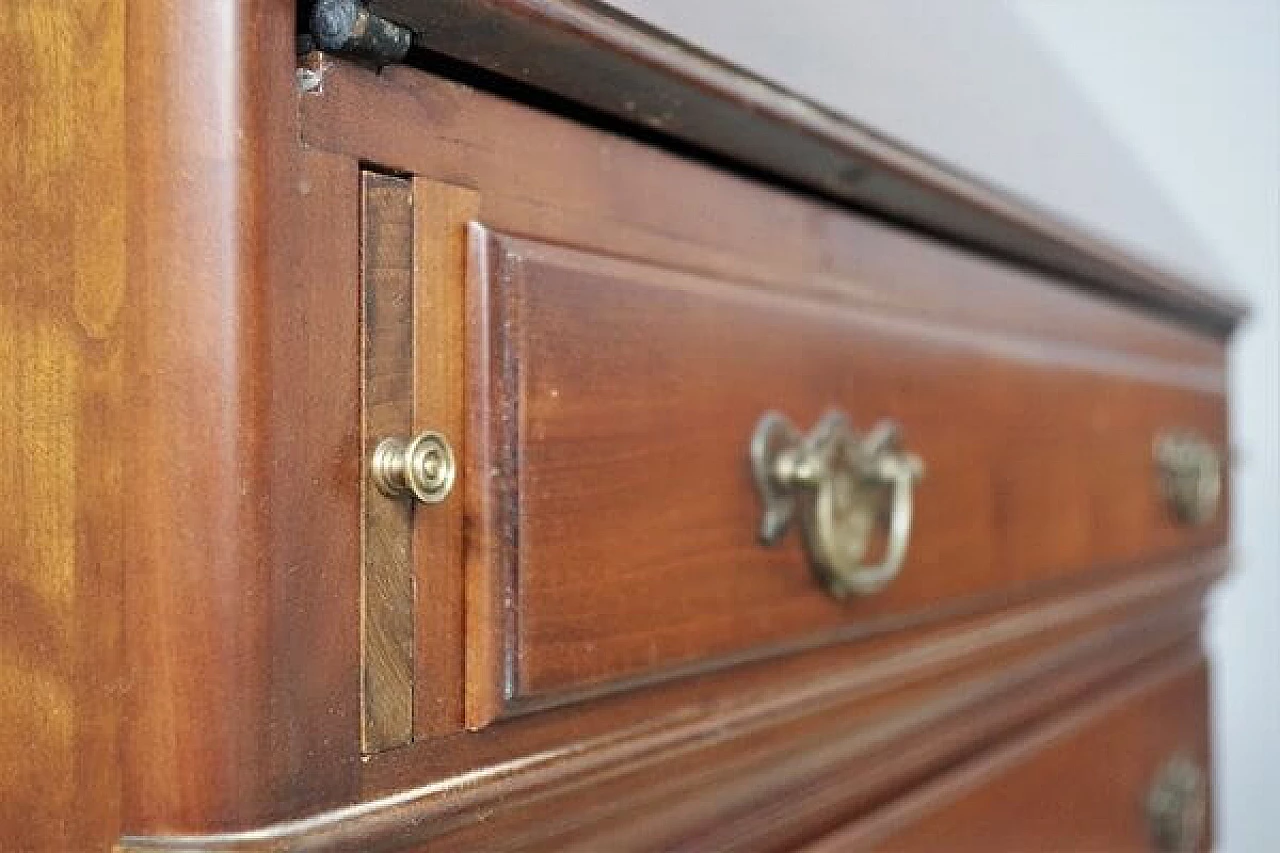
[
  {"x1": 412, "y1": 180, "x2": 478, "y2": 737},
  {"x1": 463, "y1": 224, "x2": 522, "y2": 730},
  {"x1": 361, "y1": 173, "x2": 416, "y2": 752},
  {"x1": 266, "y1": 148, "x2": 363, "y2": 808},
  {"x1": 124, "y1": 0, "x2": 301, "y2": 831}
]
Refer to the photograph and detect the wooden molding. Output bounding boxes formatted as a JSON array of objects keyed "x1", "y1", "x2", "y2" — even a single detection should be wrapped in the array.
[
  {"x1": 118, "y1": 550, "x2": 1222, "y2": 851},
  {"x1": 804, "y1": 650, "x2": 1209, "y2": 851},
  {"x1": 352, "y1": 0, "x2": 1245, "y2": 336}
]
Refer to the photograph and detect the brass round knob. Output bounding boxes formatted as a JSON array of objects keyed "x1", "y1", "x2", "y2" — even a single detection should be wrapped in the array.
[
  {"x1": 371, "y1": 431, "x2": 457, "y2": 504},
  {"x1": 1147, "y1": 754, "x2": 1207, "y2": 853}
]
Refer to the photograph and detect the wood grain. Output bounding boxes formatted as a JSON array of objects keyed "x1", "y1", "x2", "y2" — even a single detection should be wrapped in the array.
[
  {"x1": 360, "y1": 174, "x2": 479, "y2": 750},
  {"x1": 0, "y1": 8, "x2": 1239, "y2": 845},
  {"x1": 117, "y1": 570, "x2": 1211, "y2": 851},
  {"x1": 294, "y1": 59, "x2": 1236, "y2": 848},
  {"x1": 463, "y1": 226, "x2": 1228, "y2": 722},
  {"x1": 301, "y1": 59, "x2": 1227, "y2": 370},
  {"x1": 361, "y1": 172, "x2": 417, "y2": 752},
  {"x1": 363, "y1": 0, "x2": 1243, "y2": 335},
  {"x1": 123, "y1": 0, "x2": 332, "y2": 834},
  {"x1": 0, "y1": 2, "x2": 126, "y2": 849},
  {"x1": 411, "y1": 179, "x2": 477, "y2": 738},
  {"x1": 816, "y1": 654, "x2": 1212, "y2": 852}
]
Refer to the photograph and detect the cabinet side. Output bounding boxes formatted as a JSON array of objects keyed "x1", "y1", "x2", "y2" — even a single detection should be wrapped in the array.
[{"x1": 0, "y1": 1, "x2": 128, "y2": 850}]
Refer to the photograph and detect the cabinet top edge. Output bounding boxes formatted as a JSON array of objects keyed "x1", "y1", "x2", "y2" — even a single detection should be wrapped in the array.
[{"x1": 348, "y1": 0, "x2": 1246, "y2": 337}]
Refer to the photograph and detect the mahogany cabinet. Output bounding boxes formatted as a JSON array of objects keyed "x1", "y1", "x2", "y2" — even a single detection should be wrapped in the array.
[{"x1": 0, "y1": 1, "x2": 1244, "y2": 850}]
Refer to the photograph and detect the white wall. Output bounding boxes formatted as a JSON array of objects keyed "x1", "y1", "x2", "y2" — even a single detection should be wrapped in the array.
[{"x1": 612, "y1": 2, "x2": 1279, "y2": 849}]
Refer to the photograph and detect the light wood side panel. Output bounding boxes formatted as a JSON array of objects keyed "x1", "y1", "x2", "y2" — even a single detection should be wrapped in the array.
[
  {"x1": 116, "y1": 568, "x2": 1213, "y2": 851},
  {"x1": 0, "y1": 2, "x2": 126, "y2": 850}
]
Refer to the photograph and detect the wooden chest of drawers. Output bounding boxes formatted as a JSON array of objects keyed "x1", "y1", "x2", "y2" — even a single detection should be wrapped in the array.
[{"x1": 0, "y1": 1, "x2": 1244, "y2": 851}]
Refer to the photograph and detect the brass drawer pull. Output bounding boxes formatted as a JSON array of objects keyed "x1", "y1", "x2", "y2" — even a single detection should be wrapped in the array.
[
  {"x1": 1155, "y1": 432, "x2": 1222, "y2": 526},
  {"x1": 1147, "y1": 754, "x2": 1207, "y2": 852},
  {"x1": 751, "y1": 411, "x2": 924, "y2": 598},
  {"x1": 371, "y1": 430, "x2": 457, "y2": 504}
]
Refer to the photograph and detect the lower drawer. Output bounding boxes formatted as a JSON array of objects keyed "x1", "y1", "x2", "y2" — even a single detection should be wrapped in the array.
[{"x1": 813, "y1": 656, "x2": 1212, "y2": 853}]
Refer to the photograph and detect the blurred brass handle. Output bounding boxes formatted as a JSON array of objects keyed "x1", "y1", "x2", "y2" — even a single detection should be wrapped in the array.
[
  {"x1": 1155, "y1": 432, "x2": 1222, "y2": 526},
  {"x1": 752, "y1": 411, "x2": 924, "y2": 598},
  {"x1": 1147, "y1": 754, "x2": 1207, "y2": 852}
]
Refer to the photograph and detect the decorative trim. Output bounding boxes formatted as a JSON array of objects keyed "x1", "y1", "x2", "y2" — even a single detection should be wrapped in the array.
[
  {"x1": 118, "y1": 550, "x2": 1224, "y2": 851},
  {"x1": 802, "y1": 649, "x2": 1207, "y2": 851},
  {"x1": 356, "y1": 0, "x2": 1244, "y2": 335}
]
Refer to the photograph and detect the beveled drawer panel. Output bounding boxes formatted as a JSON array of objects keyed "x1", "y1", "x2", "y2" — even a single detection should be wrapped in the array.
[{"x1": 463, "y1": 226, "x2": 1227, "y2": 726}]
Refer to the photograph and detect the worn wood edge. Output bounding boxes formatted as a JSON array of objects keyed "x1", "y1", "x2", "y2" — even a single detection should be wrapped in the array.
[
  {"x1": 360, "y1": 172, "x2": 418, "y2": 753},
  {"x1": 487, "y1": 228, "x2": 1228, "y2": 395},
  {"x1": 116, "y1": 550, "x2": 1222, "y2": 852},
  {"x1": 801, "y1": 648, "x2": 1208, "y2": 852},
  {"x1": 357, "y1": 0, "x2": 1246, "y2": 337},
  {"x1": 462, "y1": 222, "x2": 520, "y2": 729}
]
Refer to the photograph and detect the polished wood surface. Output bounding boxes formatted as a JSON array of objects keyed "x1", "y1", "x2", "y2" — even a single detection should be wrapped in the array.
[
  {"x1": 124, "y1": 0, "x2": 365, "y2": 833},
  {"x1": 462, "y1": 225, "x2": 1225, "y2": 722},
  {"x1": 818, "y1": 655, "x2": 1213, "y2": 852},
  {"x1": 1, "y1": 3, "x2": 1245, "y2": 849},
  {"x1": 303, "y1": 59, "x2": 1227, "y2": 366},
  {"x1": 366, "y1": 0, "x2": 1245, "y2": 335},
  {"x1": 0, "y1": 2, "x2": 126, "y2": 849},
  {"x1": 117, "y1": 558, "x2": 1218, "y2": 850}
]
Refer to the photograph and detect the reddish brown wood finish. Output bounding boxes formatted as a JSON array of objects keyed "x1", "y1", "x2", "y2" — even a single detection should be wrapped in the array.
[
  {"x1": 0, "y1": 2, "x2": 126, "y2": 849},
  {"x1": 290, "y1": 56, "x2": 1234, "y2": 848},
  {"x1": 367, "y1": 0, "x2": 1245, "y2": 336},
  {"x1": 115, "y1": 567, "x2": 1216, "y2": 850},
  {"x1": 816, "y1": 655, "x2": 1213, "y2": 852},
  {"x1": 124, "y1": 0, "x2": 363, "y2": 834},
  {"x1": 410, "y1": 179, "x2": 478, "y2": 740},
  {"x1": 462, "y1": 226, "x2": 1226, "y2": 723},
  {"x1": 1, "y1": 2, "x2": 1244, "y2": 847}
]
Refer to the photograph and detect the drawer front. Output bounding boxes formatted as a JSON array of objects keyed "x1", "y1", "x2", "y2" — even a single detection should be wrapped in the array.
[
  {"x1": 822, "y1": 657, "x2": 1213, "y2": 853},
  {"x1": 464, "y1": 227, "x2": 1227, "y2": 725}
]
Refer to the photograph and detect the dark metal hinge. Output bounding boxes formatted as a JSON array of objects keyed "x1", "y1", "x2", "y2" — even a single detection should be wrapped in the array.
[{"x1": 306, "y1": 0, "x2": 412, "y2": 65}]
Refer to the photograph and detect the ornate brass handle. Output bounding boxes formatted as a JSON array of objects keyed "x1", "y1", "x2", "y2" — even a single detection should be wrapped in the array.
[
  {"x1": 751, "y1": 411, "x2": 924, "y2": 598},
  {"x1": 1155, "y1": 432, "x2": 1222, "y2": 526},
  {"x1": 1147, "y1": 754, "x2": 1207, "y2": 852}
]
